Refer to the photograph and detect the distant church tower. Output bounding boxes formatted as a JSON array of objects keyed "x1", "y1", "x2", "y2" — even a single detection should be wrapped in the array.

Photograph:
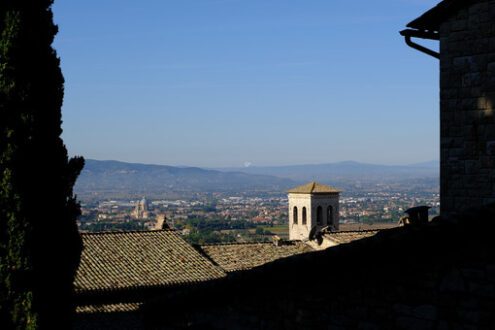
[
  {"x1": 132, "y1": 197, "x2": 149, "y2": 219},
  {"x1": 288, "y1": 182, "x2": 340, "y2": 241}
]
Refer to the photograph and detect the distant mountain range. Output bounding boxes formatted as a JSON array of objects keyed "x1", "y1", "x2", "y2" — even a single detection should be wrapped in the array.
[
  {"x1": 214, "y1": 160, "x2": 439, "y2": 183},
  {"x1": 75, "y1": 159, "x2": 295, "y2": 195},
  {"x1": 75, "y1": 159, "x2": 439, "y2": 199}
]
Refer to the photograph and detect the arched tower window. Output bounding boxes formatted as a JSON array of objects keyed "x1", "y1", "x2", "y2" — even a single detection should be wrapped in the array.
[
  {"x1": 302, "y1": 207, "x2": 307, "y2": 225},
  {"x1": 293, "y1": 206, "x2": 298, "y2": 224},
  {"x1": 316, "y1": 206, "x2": 323, "y2": 225},
  {"x1": 327, "y1": 206, "x2": 333, "y2": 226}
]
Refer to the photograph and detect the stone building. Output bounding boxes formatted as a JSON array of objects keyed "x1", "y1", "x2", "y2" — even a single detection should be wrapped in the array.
[
  {"x1": 131, "y1": 197, "x2": 150, "y2": 219},
  {"x1": 400, "y1": 0, "x2": 495, "y2": 214},
  {"x1": 287, "y1": 182, "x2": 340, "y2": 240}
]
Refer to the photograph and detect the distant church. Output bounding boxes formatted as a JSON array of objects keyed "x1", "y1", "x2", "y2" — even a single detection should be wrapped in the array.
[
  {"x1": 131, "y1": 197, "x2": 151, "y2": 219},
  {"x1": 288, "y1": 182, "x2": 340, "y2": 241}
]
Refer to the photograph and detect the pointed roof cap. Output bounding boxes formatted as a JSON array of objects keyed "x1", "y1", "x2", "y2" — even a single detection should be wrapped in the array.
[{"x1": 287, "y1": 182, "x2": 341, "y2": 194}]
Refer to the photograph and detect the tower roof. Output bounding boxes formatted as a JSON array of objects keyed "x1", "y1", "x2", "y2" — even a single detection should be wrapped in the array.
[{"x1": 287, "y1": 182, "x2": 341, "y2": 194}]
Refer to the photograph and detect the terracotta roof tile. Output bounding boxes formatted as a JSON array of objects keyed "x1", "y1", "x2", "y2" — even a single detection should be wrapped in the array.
[
  {"x1": 287, "y1": 182, "x2": 341, "y2": 194},
  {"x1": 74, "y1": 230, "x2": 226, "y2": 293},
  {"x1": 198, "y1": 242, "x2": 314, "y2": 273},
  {"x1": 76, "y1": 303, "x2": 142, "y2": 313}
]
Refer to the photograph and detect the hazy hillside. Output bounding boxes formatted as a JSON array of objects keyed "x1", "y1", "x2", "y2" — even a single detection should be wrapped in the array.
[
  {"x1": 75, "y1": 160, "x2": 295, "y2": 196},
  {"x1": 75, "y1": 159, "x2": 440, "y2": 201},
  {"x1": 215, "y1": 161, "x2": 439, "y2": 183}
]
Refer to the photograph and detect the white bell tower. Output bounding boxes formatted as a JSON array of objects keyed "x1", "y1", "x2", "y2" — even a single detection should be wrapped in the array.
[{"x1": 287, "y1": 182, "x2": 340, "y2": 241}]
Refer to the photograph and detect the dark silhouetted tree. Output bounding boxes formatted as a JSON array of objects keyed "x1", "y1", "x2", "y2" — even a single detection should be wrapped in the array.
[{"x1": 0, "y1": 1, "x2": 84, "y2": 328}]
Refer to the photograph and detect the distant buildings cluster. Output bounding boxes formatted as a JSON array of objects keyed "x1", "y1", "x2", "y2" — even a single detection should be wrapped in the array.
[{"x1": 131, "y1": 197, "x2": 152, "y2": 219}]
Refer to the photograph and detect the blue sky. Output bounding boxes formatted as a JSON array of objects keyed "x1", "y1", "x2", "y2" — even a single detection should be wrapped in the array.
[{"x1": 52, "y1": 0, "x2": 440, "y2": 167}]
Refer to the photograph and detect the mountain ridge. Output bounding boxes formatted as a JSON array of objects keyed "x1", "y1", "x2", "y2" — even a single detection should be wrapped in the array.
[
  {"x1": 213, "y1": 160, "x2": 439, "y2": 182},
  {"x1": 75, "y1": 159, "x2": 296, "y2": 195},
  {"x1": 75, "y1": 159, "x2": 439, "y2": 199}
]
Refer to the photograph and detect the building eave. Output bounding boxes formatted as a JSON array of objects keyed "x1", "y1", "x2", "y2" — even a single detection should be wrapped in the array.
[{"x1": 407, "y1": 0, "x2": 472, "y2": 31}]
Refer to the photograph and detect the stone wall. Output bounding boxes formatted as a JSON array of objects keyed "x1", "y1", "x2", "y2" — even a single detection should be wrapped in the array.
[
  {"x1": 289, "y1": 193, "x2": 339, "y2": 240},
  {"x1": 310, "y1": 194, "x2": 339, "y2": 231},
  {"x1": 142, "y1": 204, "x2": 495, "y2": 329},
  {"x1": 289, "y1": 193, "x2": 313, "y2": 240},
  {"x1": 440, "y1": 0, "x2": 495, "y2": 213}
]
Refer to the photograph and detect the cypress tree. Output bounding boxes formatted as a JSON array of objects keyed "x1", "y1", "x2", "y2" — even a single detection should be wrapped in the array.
[{"x1": 0, "y1": 0, "x2": 84, "y2": 328}]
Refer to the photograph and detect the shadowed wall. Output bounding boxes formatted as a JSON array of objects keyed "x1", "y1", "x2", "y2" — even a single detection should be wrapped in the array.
[{"x1": 439, "y1": 0, "x2": 495, "y2": 213}]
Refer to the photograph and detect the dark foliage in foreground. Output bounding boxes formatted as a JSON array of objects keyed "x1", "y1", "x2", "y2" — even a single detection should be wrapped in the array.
[{"x1": 0, "y1": 1, "x2": 84, "y2": 328}]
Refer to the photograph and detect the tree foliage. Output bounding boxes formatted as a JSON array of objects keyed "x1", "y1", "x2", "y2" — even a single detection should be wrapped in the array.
[{"x1": 0, "y1": 1, "x2": 84, "y2": 328}]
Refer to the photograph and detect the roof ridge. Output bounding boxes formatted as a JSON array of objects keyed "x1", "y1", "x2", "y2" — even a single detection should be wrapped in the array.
[
  {"x1": 326, "y1": 229, "x2": 382, "y2": 234},
  {"x1": 79, "y1": 229, "x2": 177, "y2": 236},
  {"x1": 199, "y1": 241, "x2": 298, "y2": 247},
  {"x1": 287, "y1": 181, "x2": 341, "y2": 194}
]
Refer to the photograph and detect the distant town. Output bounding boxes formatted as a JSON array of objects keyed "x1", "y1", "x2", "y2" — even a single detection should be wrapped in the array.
[{"x1": 77, "y1": 181, "x2": 440, "y2": 244}]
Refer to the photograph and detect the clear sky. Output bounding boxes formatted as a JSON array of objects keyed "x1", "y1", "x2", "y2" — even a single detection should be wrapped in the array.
[{"x1": 52, "y1": 0, "x2": 440, "y2": 168}]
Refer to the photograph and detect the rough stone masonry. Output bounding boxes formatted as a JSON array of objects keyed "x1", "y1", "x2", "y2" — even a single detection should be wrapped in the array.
[{"x1": 437, "y1": 0, "x2": 495, "y2": 213}]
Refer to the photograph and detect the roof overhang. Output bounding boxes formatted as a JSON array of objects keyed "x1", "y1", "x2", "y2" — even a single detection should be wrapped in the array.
[
  {"x1": 407, "y1": 0, "x2": 472, "y2": 32},
  {"x1": 399, "y1": 0, "x2": 472, "y2": 59}
]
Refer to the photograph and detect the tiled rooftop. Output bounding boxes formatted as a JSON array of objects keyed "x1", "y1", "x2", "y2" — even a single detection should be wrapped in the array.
[
  {"x1": 76, "y1": 303, "x2": 142, "y2": 313},
  {"x1": 323, "y1": 230, "x2": 379, "y2": 245},
  {"x1": 197, "y1": 242, "x2": 314, "y2": 273},
  {"x1": 287, "y1": 182, "x2": 340, "y2": 194},
  {"x1": 74, "y1": 230, "x2": 226, "y2": 293}
]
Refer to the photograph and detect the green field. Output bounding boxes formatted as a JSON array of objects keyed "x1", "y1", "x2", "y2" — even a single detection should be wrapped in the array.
[
  {"x1": 257, "y1": 224, "x2": 289, "y2": 238},
  {"x1": 258, "y1": 224, "x2": 288, "y2": 231}
]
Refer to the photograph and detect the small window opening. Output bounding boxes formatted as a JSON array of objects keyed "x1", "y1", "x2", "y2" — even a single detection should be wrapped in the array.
[
  {"x1": 316, "y1": 206, "x2": 323, "y2": 225},
  {"x1": 327, "y1": 206, "x2": 333, "y2": 226}
]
